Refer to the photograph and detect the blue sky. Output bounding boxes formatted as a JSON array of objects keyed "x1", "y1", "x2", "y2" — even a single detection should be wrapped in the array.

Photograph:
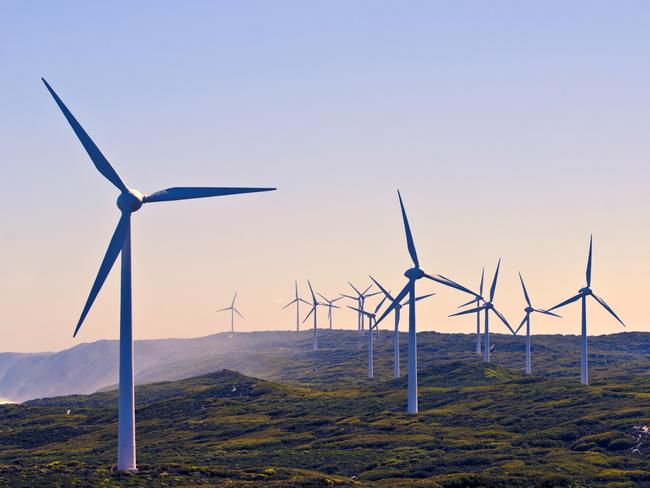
[{"x1": 1, "y1": 1, "x2": 649, "y2": 351}]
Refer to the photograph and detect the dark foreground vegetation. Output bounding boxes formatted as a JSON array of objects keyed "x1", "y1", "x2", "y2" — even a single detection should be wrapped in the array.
[{"x1": 0, "y1": 330, "x2": 649, "y2": 487}]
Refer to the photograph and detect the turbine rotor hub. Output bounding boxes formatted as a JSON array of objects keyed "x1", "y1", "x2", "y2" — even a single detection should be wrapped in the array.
[
  {"x1": 579, "y1": 287, "x2": 592, "y2": 296},
  {"x1": 404, "y1": 267, "x2": 424, "y2": 280},
  {"x1": 525, "y1": 306, "x2": 534, "y2": 314},
  {"x1": 117, "y1": 189, "x2": 144, "y2": 213},
  {"x1": 485, "y1": 302, "x2": 494, "y2": 310}
]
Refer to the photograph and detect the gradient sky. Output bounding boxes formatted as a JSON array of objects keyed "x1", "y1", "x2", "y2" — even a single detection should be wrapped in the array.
[{"x1": 1, "y1": 1, "x2": 649, "y2": 352}]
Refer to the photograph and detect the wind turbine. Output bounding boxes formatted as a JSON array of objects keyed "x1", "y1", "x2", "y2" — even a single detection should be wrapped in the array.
[
  {"x1": 374, "y1": 190, "x2": 479, "y2": 414},
  {"x1": 514, "y1": 273, "x2": 560, "y2": 375},
  {"x1": 42, "y1": 78, "x2": 275, "y2": 471},
  {"x1": 450, "y1": 259, "x2": 515, "y2": 363},
  {"x1": 317, "y1": 293, "x2": 343, "y2": 330},
  {"x1": 370, "y1": 276, "x2": 435, "y2": 381},
  {"x1": 218, "y1": 291, "x2": 244, "y2": 333},
  {"x1": 457, "y1": 269, "x2": 485, "y2": 355},
  {"x1": 342, "y1": 283, "x2": 381, "y2": 332},
  {"x1": 282, "y1": 281, "x2": 309, "y2": 332},
  {"x1": 348, "y1": 294, "x2": 387, "y2": 379},
  {"x1": 303, "y1": 280, "x2": 322, "y2": 350},
  {"x1": 547, "y1": 236, "x2": 625, "y2": 385}
]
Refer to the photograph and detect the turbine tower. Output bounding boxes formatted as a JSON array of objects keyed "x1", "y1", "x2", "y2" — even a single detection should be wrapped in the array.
[
  {"x1": 514, "y1": 273, "x2": 559, "y2": 374},
  {"x1": 348, "y1": 294, "x2": 387, "y2": 379},
  {"x1": 548, "y1": 236, "x2": 625, "y2": 385},
  {"x1": 218, "y1": 291, "x2": 244, "y2": 333},
  {"x1": 317, "y1": 293, "x2": 343, "y2": 329},
  {"x1": 42, "y1": 78, "x2": 275, "y2": 471},
  {"x1": 374, "y1": 190, "x2": 478, "y2": 414},
  {"x1": 450, "y1": 259, "x2": 514, "y2": 363},
  {"x1": 370, "y1": 276, "x2": 434, "y2": 381},
  {"x1": 457, "y1": 269, "x2": 485, "y2": 355},
  {"x1": 303, "y1": 280, "x2": 321, "y2": 350},
  {"x1": 282, "y1": 281, "x2": 309, "y2": 332}
]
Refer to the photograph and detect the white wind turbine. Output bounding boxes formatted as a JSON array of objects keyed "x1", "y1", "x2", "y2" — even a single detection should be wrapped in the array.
[
  {"x1": 218, "y1": 291, "x2": 244, "y2": 333},
  {"x1": 373, "y1": 190, "x2": 479, "y2": 414},
  {"x1": 450, "y1": 259, "x2": 515, "y2": 363},
  {"x1": 42, "y1": 78, "x2": 275, "y2": 471},
  {"x1": 547, "y1": 236, "x2": 625, "y2": 385},
  {"x1": 282, "y1": 280, "x2": 309, "y2": 332},
  {"x1": 514, "y1": 273, "x2": 560, "y2": 375},
  {"x1": 341, "y1": 283, "x2": 381, "y2": 332},
  {"x1": 369, "y1": 276, "x2": 434, "y2": 381},
  {"x1": 317, "y1": 293, "x2": 344, "y2": 330},
  {"x1": 303, "y1": 280, "x2": 322, "y2": 350},
  {"x1": 457, "y1": 269, "x2": 485, "y2": 355},
  {"x1": 348, "y1": 294, "x2": 387, "y2": 379}
]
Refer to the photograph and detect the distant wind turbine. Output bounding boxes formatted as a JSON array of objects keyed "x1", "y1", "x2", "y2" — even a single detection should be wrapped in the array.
[
  {"x1": 370, "y1": 276, "x2": 435, "y2": 381},
  {"x1": 342, "y1": 283, "x2": 381, "y2": 332},
  {"x1": 282, "y1": 281, "x2": 309, "y2": 332},
  {"x1": 218, "y1": 291, "x2": 244, "y2": 333},
  {"x1": 457, "y1": 269, "x2": 485, "y2": 355},
  {"x1": 42, "y1": 78, "x2": 275, "y2": 471},
  {"x1": 318, "y1": 293, "x2": 343, "y2": 329},
  {"x1": 450, "y1": 259, "x2": 515, "y2": 363},
  {"x1": 547, "y1": 236, "x2": 625, "y2": 385},
  {"x1": 374, "y1": 190, "x2": 479, "y2": 414},
  {"x1": 514, "y1": 273, "x2": 560, "y2": 375},
  {"x1": 303, "y1": 280, "x2": 322, "y2": 350},
  {"x1": 349, "y1": 294, "x2": 387, "y2": 379}
]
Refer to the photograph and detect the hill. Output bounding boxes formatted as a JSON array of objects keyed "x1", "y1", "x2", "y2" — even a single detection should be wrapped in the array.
[
  {"x1": 0, "y1": 331, "x2": 649, "y2": 486},
  {"x1": 2, "y1": 330, "x2": 650, "y2": 403}
]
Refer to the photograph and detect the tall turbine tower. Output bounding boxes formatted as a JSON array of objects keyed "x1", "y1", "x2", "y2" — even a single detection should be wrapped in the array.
[
  {"x1": 318, "y1": 293, "x2": 343, "y2": 329},
  {"x1": 42, "y1": 79, "x2": 275, "y2": 471},
  {"x1": 218, "y1": 291, "x2": 244, "y2": 333},
  {"x1": 374, "y1": 190, "x2": 478, "y2": 414},
  {"x1": 282, "y1": 281, "x2": 309, "y2": 331},
  {"x1": 349, "y1": 294, "x2": 387, "y2": 379},
  {"x1": 303, "y1": 280, "x2": 321, "y2": 350},
  {"x1": 370, "y1": 276, "x2": 434, "y2": 381},
  {"x1": 450, "y1": 259, "x2": 514, "y2": 363},
  {"x1": 515, "y1": 273, "x2": 559, "y2": 374},
  {"x1": 548, "y1": 236, "x2": 625, "y2": 385}
]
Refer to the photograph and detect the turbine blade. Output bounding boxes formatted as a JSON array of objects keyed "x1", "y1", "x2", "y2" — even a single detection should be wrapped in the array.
[
  {"x1": 307, "y1": 280, "x2": 317, "y2": 303},
  {"x1": 514, "y1": 314, "x2": 528, "y2": 335},
  {"x1": 586, "y1": 235, "x2": 593, "y2": 287},
  {"x1": 369, "y1": 275, "x2": 395, "y2": 302},
  {"x1": 73, "y1": 214, "x2": 129, "y2": 337},
  {"x1": 330, "y1": 304, "x2": 341, "y2": 309},
  {"x1": 457, "y1": 297, "x2": 477, "y2": 308},
  {"x1": 425, "y1": 273, "x2": 478, "y2": 297},
  {"x1": 397, "y1": 190, "x2": 419, "y2": 267},
  {"x1": 347, "y1": 305, "x2": 369, "y2": 317},
  {"x1": 415, "y1": 293, "x2": 436, "y2": 302},
  {"x1": 548, "y1": 293, "x2": 582, "y2": 312},
  {"x1": 533, "y1": 308, "x2": 561, "y2": 318},
  {"x1": 489, "y1": 258, "x2": 501, "y2": 302},
  {"x1": 361, "y1": 284, "x2": 373, "y2": 296},
  {"x1": 217, "y1": 307, "x2": 231, "y2": 312},
  {"x1": 591, "y1": 294, "x2": 625, "y2": 326},
  {"x1": 294, "y1": 280, "x2": 298, "y2": 300},
  {"x1": 365, "y1": 291, "x2": 382, "y2": 298},
  {"x1": 317, "y1": 292, "x2": 330, "y2": 303},
  {"x1": 519, "y1": 272, "x2": 532, "y2": 308},
  {"x1": 449, "y1": 306, "x2": 484, "y2": 317},
  {"x1": 232, "y1": 291, "x2": 237, "y2": 307},
  {"x1": 479, "y1": 267, "x2": 485, "y2": 296},
  {"x1": 375, "y1": 283, "x2": 410, "y2": 327},
  {"x1": 303, "y1": 306, "x2": 315, "y2": 323},
  {"x1": 282, "y1": 299, "x2": 297, "y2": 310},
  {"x1": 234, "y1": 308, "x2": 244, "y2": 319},
  {"x1": 374, "y1": 295, "x2": 388, "y2": 313},
  {"x1": 339, "y1": 294, "x2": 357, "y2": 300},
  {"x1": 493, "y1": 307, "x2": 515, "y2": 335},
  {"x1": 42, "y1": 78, "x2": 127, "y2": 192},
  {"x1": 330, "y1": 296, "x2": 344, "y2": 303},
  {"x1": 144, "y1": 187, "x2": 275, "y2": 203}
]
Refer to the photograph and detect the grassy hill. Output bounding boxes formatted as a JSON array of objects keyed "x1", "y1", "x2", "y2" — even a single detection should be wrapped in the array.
[{"x1": 0, "y1": 331, "x2": 649, "y2": 486}]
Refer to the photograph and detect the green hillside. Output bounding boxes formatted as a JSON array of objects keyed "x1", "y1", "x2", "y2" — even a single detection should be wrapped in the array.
[{"x1": 1, "y1": 331, "x2": 649, "y2": 487}]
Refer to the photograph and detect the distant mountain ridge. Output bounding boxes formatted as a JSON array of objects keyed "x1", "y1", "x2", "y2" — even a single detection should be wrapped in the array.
[{"x1": 1, "y1": 330, "x2": 648, "y2": 403}]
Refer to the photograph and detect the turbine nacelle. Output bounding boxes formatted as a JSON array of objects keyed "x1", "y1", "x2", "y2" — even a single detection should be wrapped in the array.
[
  {"x1": 484, "y1": 302, "x2": 494, "y2": 310},
  {"x1": 117, "y1": 189, "x2": 144, "y2": 213},
  {"x1": 524, "y1": 306, "x2": 534, "y2": 314},
  {"x1": 404, "y1": 267, "x2": 424, "y2": 281},
  {"x1": 579, "y1": 287, "x2": 592, "y2": 296}
]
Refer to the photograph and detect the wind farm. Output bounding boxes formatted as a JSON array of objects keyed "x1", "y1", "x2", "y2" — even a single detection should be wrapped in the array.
[{"x1": 3, "y1": 2, "x2": 650, "y2": 486}]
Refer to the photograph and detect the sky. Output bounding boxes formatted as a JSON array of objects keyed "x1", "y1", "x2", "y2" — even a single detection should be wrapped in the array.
[{"x1": 1, "y1": 1, "x2": 649, "y2": 352}]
